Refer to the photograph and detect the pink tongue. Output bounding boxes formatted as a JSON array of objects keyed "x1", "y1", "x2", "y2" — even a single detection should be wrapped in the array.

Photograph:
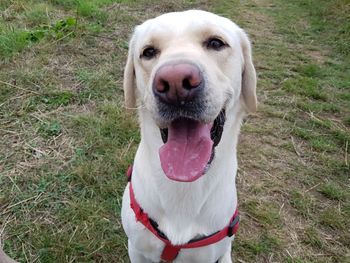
[{"x1": 159, "y1": 119, "x2": 213, "y2": 182}]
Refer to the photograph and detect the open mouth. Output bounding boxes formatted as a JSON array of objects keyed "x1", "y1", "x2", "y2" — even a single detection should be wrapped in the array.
[{"x1": 159, "y1": 110, "x2": 226, "y2": 182}]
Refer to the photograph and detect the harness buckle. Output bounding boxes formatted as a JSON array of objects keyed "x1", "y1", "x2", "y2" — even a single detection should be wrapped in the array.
[{"x1": 227, "y1": 215, "x2": 240, "y2": 237}]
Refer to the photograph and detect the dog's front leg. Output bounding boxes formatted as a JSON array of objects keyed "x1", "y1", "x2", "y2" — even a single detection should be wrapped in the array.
[
  {"x1": 128, "y1": 241, "x2": 153, "y2": 263},
  {"x1": 218, "y1": 245, "x2": 233, "y2": 263},
  {"x1": 0, "y1": 248, "x2": 18, "y2": 263}
]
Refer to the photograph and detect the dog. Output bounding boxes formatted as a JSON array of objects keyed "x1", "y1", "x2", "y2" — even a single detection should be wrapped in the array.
[
  {"x1": 0, "y1": 247, "x2": 17, "y2": 263},
  {"x1": 121, "y1": 10, "x2": 257, "y2": 263}
]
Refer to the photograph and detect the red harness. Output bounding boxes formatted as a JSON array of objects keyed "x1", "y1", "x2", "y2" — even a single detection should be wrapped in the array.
[{"x1": 127, "y1": 166, "x2": 239, "y2": 262}]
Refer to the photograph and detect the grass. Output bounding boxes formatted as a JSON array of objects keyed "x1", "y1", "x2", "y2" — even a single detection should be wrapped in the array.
[
  {"x1": 318, "y1": 182, "x2": 347, "y2": 201},
  {"x1": 0, "y1": 0, "x2": 349, "y2": 262}
]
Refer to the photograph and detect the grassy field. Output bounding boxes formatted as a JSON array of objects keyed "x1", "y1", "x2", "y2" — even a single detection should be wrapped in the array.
[{"x1": 0, "y1": 0, "x2": 349, "y2": 262}]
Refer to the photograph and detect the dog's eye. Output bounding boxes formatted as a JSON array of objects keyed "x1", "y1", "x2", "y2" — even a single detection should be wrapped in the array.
[
  {"x1": 141, "y1": 46, "x2": 159, "y2": 59},
  {"x1": 206, "y1": 38, "x2": 227, "y2": 51}
]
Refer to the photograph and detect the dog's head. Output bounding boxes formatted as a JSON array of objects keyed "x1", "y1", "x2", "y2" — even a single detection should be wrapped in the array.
[{"x1": 123, "y1": 10, "x2": 257, "y2": 182}]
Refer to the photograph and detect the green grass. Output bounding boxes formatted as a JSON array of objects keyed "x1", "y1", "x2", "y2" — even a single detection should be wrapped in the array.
[
  {"x1": 282, "y1": 77, "x2": 328, "y2": 101},
  {"x1": 1, "y1": 0, "x2": 349, "y2": 262},
  {"x1": 244, "y1": 199, "x2": 281, "y2": 226},
  {"x1": 319, "y1": 207, "x2": 346, "y2": 230},
  {"x1": 290, "y1": 190, "x2": 316, "y2": 219},
  {"x1": 23, "y1": 3, "x2": 53, "y2": 27},
  {"x1": 318, "y1": 182, "x2": 347, "y2": 201},
  {"x1": 39, "y1": 120, "x2": 62, "y2": 137},
  {"x1": 0, "y1": 26, "x2": 31, "y2": 59},
  {"x1": 237, "y1": 231, "x2": 280, "y2": 260},
  {"x1": 0, "y1": 16, "x2": 77, "y2": 59},
  {"x1": 302, "y1": 226, "x2": 324, "y2": 249}
]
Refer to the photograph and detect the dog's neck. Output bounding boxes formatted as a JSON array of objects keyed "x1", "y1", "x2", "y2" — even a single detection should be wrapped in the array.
[{"x1": 131, "y1": 107, "x2": 244, "y2": 244}]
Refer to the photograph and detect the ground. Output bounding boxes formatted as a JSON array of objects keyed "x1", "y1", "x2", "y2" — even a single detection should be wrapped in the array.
[{"x1": 0, "y1": 0, "x2": 349, "y2": 262}]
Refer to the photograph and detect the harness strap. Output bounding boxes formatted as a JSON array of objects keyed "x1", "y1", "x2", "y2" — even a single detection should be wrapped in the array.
[
  {"x1": 127, "y1": 166, "x2": 239, "y2": 262},
  {"x1": 161, "y1": 245, "x2": 181, "y2": 262}
]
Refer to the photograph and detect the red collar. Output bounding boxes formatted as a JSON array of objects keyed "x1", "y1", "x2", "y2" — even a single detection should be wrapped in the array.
[{"x1": 127, "y1": 166, "x2": 239, "y2": 262}]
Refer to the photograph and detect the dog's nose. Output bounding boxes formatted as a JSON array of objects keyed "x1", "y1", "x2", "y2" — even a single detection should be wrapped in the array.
[{"x1": 153, "y1": 63, "x2": 203, "y2": 104}]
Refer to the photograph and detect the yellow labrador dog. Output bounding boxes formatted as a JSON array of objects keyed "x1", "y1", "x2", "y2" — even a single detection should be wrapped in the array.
[
  {"x1": 0, "y1": 247, "x2": 17, "y2": 263},
  {"x1": 122, "y1": 10, "x2": 256, "y2": 263}
]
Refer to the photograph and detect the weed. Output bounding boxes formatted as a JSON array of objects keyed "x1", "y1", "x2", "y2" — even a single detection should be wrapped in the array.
[
  {"x1": 0, "y1": 17, "x2": 77, "y2": 59},
  {"x1": 29, "y1": 91, "x2": 75, "y2": 110},
  {"x1": 38, "y1": 120, "x2": 62, "y2": 137}
]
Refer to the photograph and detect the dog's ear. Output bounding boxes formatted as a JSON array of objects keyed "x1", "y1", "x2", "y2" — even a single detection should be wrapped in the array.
[
  {"x1": 239, "y1": 31, "x2": 257, "y2": 113},
  {"x1": 123, "y1": 32, "x2": 137, "y2": 109}
]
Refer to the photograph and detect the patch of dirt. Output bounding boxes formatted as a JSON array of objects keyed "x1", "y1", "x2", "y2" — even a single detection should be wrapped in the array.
[{"x1": 306, "y1": 49, "x2": 327, "y2": 64}]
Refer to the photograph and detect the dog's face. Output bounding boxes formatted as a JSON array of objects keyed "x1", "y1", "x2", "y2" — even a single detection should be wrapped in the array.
[{"x1": 124, "y1": 10, "x2": 257, "y2": 182}]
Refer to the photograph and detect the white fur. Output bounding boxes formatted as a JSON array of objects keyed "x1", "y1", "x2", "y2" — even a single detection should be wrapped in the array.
[
  {"x1": 0, "y1": 247, "x2": 18, "y2": 263},
  {"x1": 122, "y1": 10, "x2": 257, "y2": 263}
]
